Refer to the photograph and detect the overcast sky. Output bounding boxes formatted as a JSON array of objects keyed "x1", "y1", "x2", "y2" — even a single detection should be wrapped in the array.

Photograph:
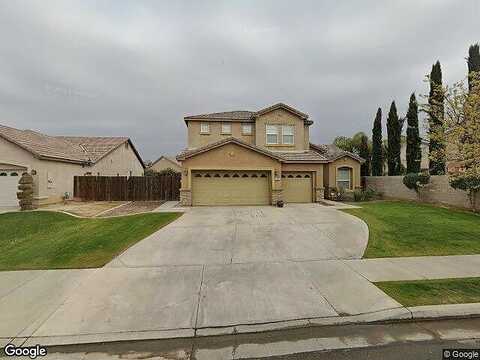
[{"x1": 0, "y1": 1, "x2": 478, "y2": 160}]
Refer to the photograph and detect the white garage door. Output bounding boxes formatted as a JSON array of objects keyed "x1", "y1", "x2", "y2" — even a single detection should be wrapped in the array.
[{"x1": 0, "y1": 175, "x2": 19, "y2": 207}]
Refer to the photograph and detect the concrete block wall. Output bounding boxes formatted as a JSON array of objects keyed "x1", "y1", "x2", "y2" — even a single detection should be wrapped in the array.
[{"x1": 364, "y1": 175, "x2": 479, "y2": 211}]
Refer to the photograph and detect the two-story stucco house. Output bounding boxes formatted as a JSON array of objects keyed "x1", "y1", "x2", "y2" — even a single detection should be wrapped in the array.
[{"x1": 176, "y1": 103, "x2": 364, "y2": 206}]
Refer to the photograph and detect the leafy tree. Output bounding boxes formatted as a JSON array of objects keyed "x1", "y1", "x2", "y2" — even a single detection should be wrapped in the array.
[
  {"x1": 422, "y1": 72, "x2": 480, "y2": 211},
  {"x1": 406, "y1": 93, "x2": 421, "y2": 173},
  {"x1": 428, "y1": 61, "x2": 446, "y2": 175},
  {"x1": 371, "y1": 108, "x2": 383, "y2": 176},
  {"x1": 359, "y1": 134, "x2": 371, "y2": 176},
  {"x1": 387, "y1": 101, "x2": 401, "y2": 175},
  {"x1": 333, "y1": 136, "x2": 355, "y2": 153},
  {"x1": 333, "y1": 132, "x2": 368, "y2": 154},
  {"x1": 468, "y1": 43, "x2": 480, "y2": 91}
]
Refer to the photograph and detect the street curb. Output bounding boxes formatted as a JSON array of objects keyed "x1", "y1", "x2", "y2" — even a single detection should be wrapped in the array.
[{"x1": 12, "y1": 303, "x2": 480, "y2": 347}]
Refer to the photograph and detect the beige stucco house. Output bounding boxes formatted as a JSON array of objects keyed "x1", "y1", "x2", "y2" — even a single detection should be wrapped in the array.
[
  {"x1": 176, "y1": 103, "x2": 364, "y2": 206},
  {"x1": 0, "y1": 124, "x2": 144, "y2": 207},
  {"x1": 149, "y1": 155, "x2": 182, "y2": 173}
]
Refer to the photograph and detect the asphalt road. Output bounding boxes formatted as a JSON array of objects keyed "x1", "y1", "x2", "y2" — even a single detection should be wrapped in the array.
[{"x1": 12, "y1": 318, "x2": 479, "y2": 360}]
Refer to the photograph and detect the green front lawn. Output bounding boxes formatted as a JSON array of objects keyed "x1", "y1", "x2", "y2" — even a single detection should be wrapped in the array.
[
  {"x1": 0, "y1": 211, "x2": 182, "y2": 271},
  {"x1": 376, "y1": 278, "x2": 480, "y2": 307},
  {"x1": 342, "y1": 201, "x2": 480, "y2": 258}
]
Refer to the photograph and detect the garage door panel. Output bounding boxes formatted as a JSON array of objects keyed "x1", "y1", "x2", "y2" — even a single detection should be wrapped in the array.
[
  {"x1": 0, "y1": 176, "x2": 19, "y2": 207},
  {"x1": 192, "y1": 171, "x2": 270, "y2": 206},
  {"x1": 283, "y1": 173, "x2": 313, "y2": 203}
]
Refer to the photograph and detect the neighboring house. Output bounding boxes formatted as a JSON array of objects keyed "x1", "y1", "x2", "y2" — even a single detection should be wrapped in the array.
[
  {"x1": 176, "y1": 103, "x2": 364, "y2": 206},
  {"x1": 149, "y1": 155, "x2": 182, "y2": 173},
  {"x1": 0, "y1": 124, "x2": 144, "y2": 207}
]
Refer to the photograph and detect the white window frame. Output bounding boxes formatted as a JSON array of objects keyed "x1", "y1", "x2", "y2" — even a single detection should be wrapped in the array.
[
  {"x1": 200, "y1": 123, "x2": 210, "y2": 134},
  {"x1": 282, "y1": 125, "x2": 295, "y2": 145},
  {"x1": 241, "y1": 123, "x2": 253, "y2": 135},
  {"x1": 337, "y1": 167, "x2": 352, "y2": 190},
  {"x1": 221, "y1": 123, "x2": 232, "y2": 134},
  {"x1": 266, "y1": 125, "x2": 279, "y2": 145}
]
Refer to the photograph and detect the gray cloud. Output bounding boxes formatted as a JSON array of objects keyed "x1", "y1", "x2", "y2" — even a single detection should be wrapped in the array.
[{"x1": 0, "y1": 0, "x2": 478, "y2": 160}]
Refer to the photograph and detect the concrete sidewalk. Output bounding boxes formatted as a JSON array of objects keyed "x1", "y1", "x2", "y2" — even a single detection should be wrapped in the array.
[
  {"x1": 2, "y1": 255, "x2": 480, "y2": 347},
  {"x1": 346, "y1": 255, "x2": 480, "y2": 282}
]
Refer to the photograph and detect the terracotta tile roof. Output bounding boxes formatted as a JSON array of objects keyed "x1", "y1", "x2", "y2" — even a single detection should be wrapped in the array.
[
  {"x1": 57, "y1": 136, "x2": 129, "y2": 162},
  {"x1": 0, "y1": 124, "x2": 142, "y2": 166},
  {"x1": 184, "y1": 103, "x2": 313, "y2": 124},
  {"x1": 184, "y1": 111, "x2": 255, "y2": 121},
  {"x1": 310, "y1": 143, "x2": 365, "y2": 163},
  {"x1": 274, "y1": 150, "x2": 329, "y2": 162}
]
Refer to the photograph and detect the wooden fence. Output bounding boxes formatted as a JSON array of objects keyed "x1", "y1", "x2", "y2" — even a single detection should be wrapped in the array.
[{"x1": 73, "y1": 175, "x2": 181, "y2": 201}]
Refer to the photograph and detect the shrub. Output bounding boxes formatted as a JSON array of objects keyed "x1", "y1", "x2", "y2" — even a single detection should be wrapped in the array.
[
  {"x1": 403, "y1": 173, "x2": 430, "y2": 191},
  {"x1": 353, "y1": 187, "x2": 377, "y2": 202}
]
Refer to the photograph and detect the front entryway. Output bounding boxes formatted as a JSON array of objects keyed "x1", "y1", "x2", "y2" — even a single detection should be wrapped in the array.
[
  {"x1": 191, "y1": 170, "x2": 270, "y2": 206},
  {"x1": 282, "y1": 172, "x2": 313, "y2": 203}
]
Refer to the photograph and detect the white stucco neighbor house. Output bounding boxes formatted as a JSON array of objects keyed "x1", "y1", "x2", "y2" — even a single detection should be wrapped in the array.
[{"x1": 0, "y1": 124, "x2": 144, "y2": 207}]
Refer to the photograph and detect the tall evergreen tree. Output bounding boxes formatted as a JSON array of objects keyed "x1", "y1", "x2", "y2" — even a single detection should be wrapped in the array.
[
  {"x1": 359, "y1": 134, "x2": 371, "y2": 177},
  {"x1": 428, "y1": 61, "x2": 446, "y2": 175},
  {"x1": 371, "y1": 108, "x2": 383, "y2": 176},
  {"x1": 387, "y1": 101, "x2": 401, "y2": 176},
  {"x1": 467, "y1": 43, "x2": 480, "y2": 91},
  {"x1": 406, "y1": 93, "x2": 421, "y2": 173}
]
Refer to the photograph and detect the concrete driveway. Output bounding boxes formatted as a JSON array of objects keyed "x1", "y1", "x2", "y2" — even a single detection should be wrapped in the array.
[
  {"x1": 114, "y1": 204, "x2": 369, "y2": 267},
  {"x1": 1, "y1": 204, "x2": 412, "y2": 346}
]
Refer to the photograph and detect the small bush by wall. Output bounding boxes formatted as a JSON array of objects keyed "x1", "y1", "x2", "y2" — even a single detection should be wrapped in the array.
[{"x1": 364, "y1": 175, "x2": 479, "y2": 211}]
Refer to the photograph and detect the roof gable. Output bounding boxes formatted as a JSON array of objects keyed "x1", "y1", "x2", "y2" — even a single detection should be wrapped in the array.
[
  {"x1": 254, "y1": 103, "x2": 308, "y2": 120},
  {"x1": 310, "y1": 143, "x2": 365, "y2": 163},
  {"x1": 151, "y1": 155, "x2": 181, "y2": 168},
  {"x1": 177, "y1": 137, "x2": 284, "y2": 162}
]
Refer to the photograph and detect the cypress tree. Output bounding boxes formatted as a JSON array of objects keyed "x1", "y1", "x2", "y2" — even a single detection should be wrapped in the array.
[
  {"x1": 406, "y1": 93, "x2": 421, "y2": 173},
  {"x1": 359, "y1": 134, "x2": 371, "y2": 177},
  {"x1": 428, "y1": 61, "x2": 445, "y2": 175},
  {"x1": 371, "y1": 108, "x2": 383, "y2": 176},
  {"x1": 467, "y1": 44, "x2": 480, "y2": 91},
  {"x1": 387, "y1": 101, "x2": 401, "y2": 176}
]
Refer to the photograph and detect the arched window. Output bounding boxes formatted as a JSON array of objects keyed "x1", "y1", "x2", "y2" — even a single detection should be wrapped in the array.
[
  {"x1": 214, "y1": 173, "x2": 221, "y2": 177},
  {"x1": 242, "y1": 174, "x2": 249, "y2": 178},
  {"x1": 251, "y1": 174, "x2": 258, "y2": 178},
  {"x1": 260, "y1": 174, "x2": 267, "y2": 178},
  {"x1": 223, "y1": 173, "x2": 230, "y2": 178},
  {"x1": 304, "y1": 174, "x2": 311, "y2": 178},
  {"x1": 296, "y1": 174, "x2": 302, "y2": 178},
  {"x1": 0, "y1": 172, "x2": 7, "y2": 176},
  {"x1": 288, "y1": 174, "x2": 294, "y2": 178},
  {"x1": 10, "y1": 172, "x2": 18, "y2": 176},
  {"x1": 232, "y1": 173, "x2": 239, "y2": 178},
  {"x1": 337, "y1": 167, "x2": 352, "y2": 190},
  {"x1": 281, "y1": 174, "x2": 285, "y2": 178},
  {"x1": 194, "y1": 173, "x2": 202, "y2": 177},
  {"x1": 204, "y1": 173, "x2": 211, "y2": 178}
]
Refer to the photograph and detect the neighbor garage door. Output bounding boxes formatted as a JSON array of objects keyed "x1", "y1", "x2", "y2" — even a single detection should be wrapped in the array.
[
  {"x1": 0, "y1": 175, "x2": 19, "y2": 207},
  {"x1": 192, "y1": 170, "x2": 270, "y2": 206},
  {"x1": 282, "y1": 172, "x2": 313, "y2": 203}
]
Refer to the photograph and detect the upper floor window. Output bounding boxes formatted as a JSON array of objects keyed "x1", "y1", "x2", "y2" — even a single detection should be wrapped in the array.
[
  {"x1": 242, "y1": 123, "x2": 252, "y2": 135},
  {"x1": 266, "y1": 125, "x2": 279, "y2": 144},
  {"x1": 221, "y1": 123, "x2": 232, "y2": 134},
  {"x1": 282, "y1": 125, "x2": 294, "y2": 145},
  {"x1": 200, "y1": 123, "x2": 210, "y2": 134}
]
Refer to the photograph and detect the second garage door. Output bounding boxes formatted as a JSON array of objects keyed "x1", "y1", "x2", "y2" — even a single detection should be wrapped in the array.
[
  {"x1": 282, "y1": 172, "x2": 313, "y2": 203},
  {"x1": 0, "y1": 175, "x2": 20, "y2": 207},
  {"x1": 192, "y1": 171, "x2": 270, "y2": 206}
]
